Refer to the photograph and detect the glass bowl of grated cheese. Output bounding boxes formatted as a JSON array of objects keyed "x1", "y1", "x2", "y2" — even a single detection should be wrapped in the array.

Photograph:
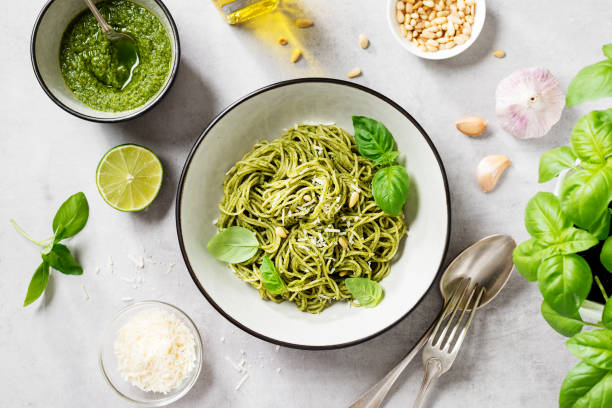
[{"x1": 99, "y1": 301, "x2": 203, "y2": 406}]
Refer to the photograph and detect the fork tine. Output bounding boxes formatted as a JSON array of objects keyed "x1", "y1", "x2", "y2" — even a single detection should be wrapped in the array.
[
  {"x1": 432, "y1": 279, "x2": 471, "y2": 348},
  {"x1": 428, "y1": 278, "x2": 469, "y2": 346},
  {"x1": 443, "y1": 284, "x2": 478, "y2": 353},
  {"x1": 450, "y1": 286, "x2": 486, "y2": 353}
]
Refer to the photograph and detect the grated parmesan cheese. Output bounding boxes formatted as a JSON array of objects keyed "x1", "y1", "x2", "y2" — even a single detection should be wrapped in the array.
[{"x1": 114, "y1": 309, "x2": 196, "y2": 394}]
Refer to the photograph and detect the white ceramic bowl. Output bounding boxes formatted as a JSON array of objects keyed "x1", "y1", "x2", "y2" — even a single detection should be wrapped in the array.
[
  {"x1": 176, "y1": 79, "x2": 450, "y2": 349},
  {"x1": 387, "y1": 0, "x2": 486, "y2": 60},
  {"x1": 99, "y1": 301, "x2": 203, "y2": 406},
  {"x1": 31, "y1": 0, "x2": 180, "y2": 122}
]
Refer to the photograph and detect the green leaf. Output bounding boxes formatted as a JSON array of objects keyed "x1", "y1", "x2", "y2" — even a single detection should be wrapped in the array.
[
  {"x1": 589, "y1": 209, "x2": 612, "y2": 241},
  {"x1": 539, "y1": 228, "x2": 599, "y2": 256},
  {"x1": 372, "y1": 151, "x2": 399, "y2": 167},
  {"x1": 352, "y1": 116, "x2": 395, "y2": 162},
  {"x1": 541, "y1": 300, "x2": 584, "y2": 337},
  {"x1": 566, "y1": 329, "x2": 612, "y2": 370},
  {"x1": 513, "y1": 239, "x2": 546, "y2": 282},
  {"x1": 371, "y1": 165, "x2": 410, "y2": 216},
  {"x1": 566, "y1": 59, "x2": 612, "y2": 107},
  {"x1": 525, "y1": 192, "x2": 571, "y2": 239},
  {"x1": 260, "y1": 255, "x2": 285, "y2": 295},
  {"x1": 570, "y1": 110, "x2": 612, "y2": 164},
  {"x1": 207, "y1": 226, "x2": 259, "y2": 263},
  {"x1": 345, "y1": 277, "x2": 384, "y2": 308},
  {"x1": 52, "y1": 192, "x2": 89, "y2": 241},
  {"x1": 42, "y1": 244, "x2": 82, "y2": 275},
  {"x1": 604, "y1": 43, "x2": 612, "y2": 59},
  {"x1": 538, "y1": 254, "x2": 592, "y2": 315},
  {"x1": 560, "y1": 165, "x2": 612, "y2": 235},
  {"x1": 603, "y1": 297, "x2": 612, "y2": 330},
  {"x1": 601, "y1": 236, "x2": 612, "y2": 273},
  {"x1": 559, "y1": 361, "x2": 612, "y2": 408},
  {"x1": 24, "y1": 262, "x2": 50, "y2": 307},
  {"x1": 538, "y1": 146, "x2": 577, "y2": 183}
]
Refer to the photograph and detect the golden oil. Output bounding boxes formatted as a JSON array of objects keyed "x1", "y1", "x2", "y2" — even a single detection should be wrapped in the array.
[{"x1": 213, "y1": 0, "x2": 280, "y2": 24}]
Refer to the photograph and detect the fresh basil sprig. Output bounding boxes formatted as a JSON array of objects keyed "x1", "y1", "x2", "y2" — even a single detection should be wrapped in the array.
[
  {"x1": 351, "y1": 116, "x2": 410, "y2": 216},
  {"x1": 566, "y1": 43, "x2": 612, "y2": 107},
  {"x1": 345, "y1": 277, "x2": 384, "y2": 308},
  {"x1": 260, "y1": 255, "x2": 286, "y2": 295},
  {"x1": 11, "y1": 192, "x2": 89, "y2": 306},
  {"x1": 207, "y1": 226, "x2": 259, "y2": 263}
]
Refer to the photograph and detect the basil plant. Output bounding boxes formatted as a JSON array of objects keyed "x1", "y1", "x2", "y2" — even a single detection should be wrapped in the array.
[{"x1": 513, "y1": 44, "x2": 612, "y2": 407}]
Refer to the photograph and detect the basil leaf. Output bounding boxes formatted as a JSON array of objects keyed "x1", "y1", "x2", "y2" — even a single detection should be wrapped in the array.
[
  {"x1": 372, "y1": 151, "x2": 399, "y2": 167},
  {"x1": 569, "y1": 110, "x2": 612, "y2": 164},
  {"x1": 538, "y1": 254, "x2": 592, "y2": 315},
  {"x1": 539, "y1": 228, "x2": 599, "y2": 256},
  {"x1": 345, "y1": 277, "x2": 384, "y2": 308},
  {"x1": 560, "y1": 165, "x2": 612, "y2": 235},
  {"x1": 260, "y1": 255, "x2": 285, "y2": 295},
  {"x1": 604, "y1": 43, "x2": 612, "y2": 60},
  {"x1": 24, "y1": 262, "x2": 50, "y2": 307},
  {"x1": 603, "y1": 297, "x2": 612, "y2": 330},
  {"x1": 538, "y1": 146, "x2": 577, "y2": 183},
  {"x1": 513, "y1": 239, "x2": 546, "y2": 282},
  {"x1": 52, "y1": 192, "x2": 89, "y2": 241},
  {"x1": 372, "y1": 165, "x2": 410, "y2": 216},
  {"x1": 566, "y1": 329, "x2": 612, "y2": 370},
  {"x1": 589, "y1": 209, "x2": 612, "y2": 241},
  {"x1": 601, "y1": 236, "x2": 612, "y2": 273},
  {"x1": 525, "y1": 192, "x2": 571, "y2": 239},
  {"x1": 566, "y1": 59, "x2": 612, "y2": 107},
  {"x1": 352, "y1": 116, "x2": 395, "y2": 162},
  {"x1": 541, "y1": 301, "x2": 584, "y2": 337},
  {"x1": 559, "y1": 361, "x2": 612, "y2": 408},
  {"x1": 207, "y1": 226, "x2": 259, "y2": 263},
  {"x1": 42, "y1": 244, "x2": 82, "y2": 275}
]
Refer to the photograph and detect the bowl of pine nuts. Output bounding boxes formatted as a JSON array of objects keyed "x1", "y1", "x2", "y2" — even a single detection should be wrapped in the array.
[{"x1": 388, "y1": 0, "x2": 486, "y2": 59}]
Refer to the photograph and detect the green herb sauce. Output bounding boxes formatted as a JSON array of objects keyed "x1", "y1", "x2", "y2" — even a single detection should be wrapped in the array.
[{"x1": 59, "y1": 0, "x2": 172, "y2": 112}]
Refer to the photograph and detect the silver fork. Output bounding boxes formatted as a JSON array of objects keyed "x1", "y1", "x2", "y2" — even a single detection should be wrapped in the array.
[{"x1": 412, "y1": 279, "x2": 485, "y2": 408}]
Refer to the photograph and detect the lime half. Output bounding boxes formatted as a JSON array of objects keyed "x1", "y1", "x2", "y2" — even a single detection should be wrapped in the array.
[{"x1": 96, "y1": 144, "x2": 163, "y2": 212}]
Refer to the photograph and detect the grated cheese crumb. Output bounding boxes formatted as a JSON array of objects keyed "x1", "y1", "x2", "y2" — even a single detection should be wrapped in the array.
[
  {"x1": 128, "y1": 254, "x2": 145, "y2": 269},
  {"x1": 122, "y1": 297, "x2": 134, "y2": 302},
  {"x1": 235, "y1": 373, "x2": 249, "y2": 391},
  {"x1": 81, "y1": 284, "x2": 89, "y2": 300}
]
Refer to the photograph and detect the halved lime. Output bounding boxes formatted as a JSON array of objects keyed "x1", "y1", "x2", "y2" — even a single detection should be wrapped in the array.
[{"x1": 96, "y1": 144, "x2": 163, "y2": 212}]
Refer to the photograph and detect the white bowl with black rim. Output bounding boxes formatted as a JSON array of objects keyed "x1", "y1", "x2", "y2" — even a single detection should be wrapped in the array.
[
  {"x1": 176, "y1": 78, "x2": 451, "y2": 349},
  {"x1": 31, "y1": 0, "x2": 180, "y2": 122}
]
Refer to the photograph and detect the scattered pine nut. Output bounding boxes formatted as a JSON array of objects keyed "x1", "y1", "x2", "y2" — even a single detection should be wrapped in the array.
[
  {"x1": 492, "y1": 49, "x2": 506, "y2": 58},
  {"x1": 278, "y1": 37, "x2": 288, "y2": 45},
  {"x1": 291, "y1": 48, "x2": 302, "y2": 63},
  {"x1": 338, "y1": 236, "x2": 348, "y2": 249},
  {"x1": 348, "y1": 191, "x2": 359, "y2": 208},
  {"x1": 358, "y1": 34, "x2": 369, "y2": 49},
  {"x1": 304, "y1": 194, "x2": 312, "y2": 202},
  {"x1": 275, "y1": 226, "x2": 288, "y2": 239},
  {"x1": 347, "y1": 67, "x2": 362, "y2": 78},
  {"x1": 339, "y1": 271, "x2": 349, "y2": 277},
  {"x1": 295, "y1": 18, "x2": 314, "y2": 28}
]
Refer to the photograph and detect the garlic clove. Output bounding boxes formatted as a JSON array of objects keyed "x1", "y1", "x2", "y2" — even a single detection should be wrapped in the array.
[
  {"x1": 456, "y1": 116, "x2": 487, "y2": 137},
  {"x1": 477, "y1": 155, "x2": 511, "y2": 192},
  {"x1": 495, "y1": 67, "x2": 565, "y2": 139}
]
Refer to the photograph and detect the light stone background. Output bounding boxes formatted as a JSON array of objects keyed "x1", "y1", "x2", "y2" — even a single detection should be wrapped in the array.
[{"x1": 2, "y1": 0, "x2": 612, "y2": 407}]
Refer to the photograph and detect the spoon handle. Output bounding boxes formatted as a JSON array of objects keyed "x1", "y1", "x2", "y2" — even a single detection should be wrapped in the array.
[
  {"x1": 83, "y1": 0, "x2": 114, "y2": 35},
  {"x1": 347, "y1": 325, "x2": 434, "y2": 408}
]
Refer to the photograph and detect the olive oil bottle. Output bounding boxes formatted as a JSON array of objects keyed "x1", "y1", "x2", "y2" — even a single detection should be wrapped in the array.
[{"x1": 213, "y1": 0, "x2": 279, "y2": 24}]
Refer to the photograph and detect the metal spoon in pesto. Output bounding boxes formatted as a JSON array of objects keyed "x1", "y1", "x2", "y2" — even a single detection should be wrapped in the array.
[{"x1": 83, "y1": 0, "x2": 139, "y2": 89}]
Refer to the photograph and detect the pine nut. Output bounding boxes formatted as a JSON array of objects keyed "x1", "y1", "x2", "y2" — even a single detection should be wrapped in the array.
[
  {"x1": 338, "y1": 237, "x2": 348, "y2": 249},
  {"x1": 396, "y1": 1, "x2": 405, "y2": 11},
  {"x1": 349, "y1": 191, "x2": 359, "y2": 208},
  {"x1": 291, "y1": 48, "x2": 302, "y2": 63},
  {"x1": 358, "y1": 34, "x2": 369, "y2": 49},
  {"x1": 347, "y1": 67, "x2": 362, "y2": 78},
  {"x1": 295, "y1": 18, "x2": 314, "y2": 28},
  {"x1": 304, "y1": 194, "x2": 312, "y2": 202},
  {"x1": 339, "y1": 271, "x2": 349, "y2": 277},
  {"x1": 396, "y1": 10, "x2": 405, "y2": 23},
  {"x1": 276, "y1": 226, "x2": 287, "y2": 239},
  {"x1": 278, "y1": 37, "x2": 288, "y2": 45},
  {"x1": 492, "y1": 49, "x2": 506, "y2": 58},
  {"x1": 423, "y1": 0, "x2": 434, "y2": 7}
]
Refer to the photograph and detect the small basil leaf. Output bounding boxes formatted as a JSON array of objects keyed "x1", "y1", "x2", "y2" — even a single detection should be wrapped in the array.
[
  {"x1": 601, "y1": 236, "x2": 612, "y2": 273},
  {"x1": 52, "y1": 192, "x2": 89, "y2": 241},
  {"x1": 604, "y1": 43, "x2": 612, "y2": 59},
  {"x1": 207, "y1": 226, "x2": 259, "y2": 263},
  {"x1": 345, "y1": 277, "x2": 384, "y2": 308},
  {"x1": 569, "y1": 109, "x2": 612, "y2": 164},
  {"x1": 513, "y1": 239, "x2": 546, "y2": 282},
  {"x1": 566, "y1": 329, "x2": 612, "y2": 370},
  {"x1": 541, "y1": 300, "x2": 584, "y2": 337},
  {"x1": 538, "y1": 146, "x2": 577, "y2": 183},
  {"x1": 372, "y1": 165, "x2": 410, "y2": 216},
  {"x1": 260, "y1": 255, "x2": 285, "y2": 295},
  {"x1": 24, "y1": 262, "x2": 50, "y2": 307},
  {"x1": 352, "y1": 116, "x2": 395, "y2": 162},
  {"x1": 537, "y1": 254, "x2": 592, "y2": 315},
  {"x1": 42, "y1": 244, "x2": 82, "y2": 275},
  {"x1": 566, "y1": 59, "x2": 612, "y2": 107},
  {"x1": 372, "y1": 151, "x2": 399, "y2": 167},
  {"x1": 524, "y1": 192, "x2": 571, "y2": 238},
  {"x1": 603, "y1": 297, "x2": 612, "y2": 330},
  {"x1": 559, "y1": 361, "x2": 612, "y2": 408},
  {"x1": 539, "y1": 228, "x2": 599, "y2": 256},
  {"x1": 589, "y1": 209, "x2": 612, "y2": 241}
]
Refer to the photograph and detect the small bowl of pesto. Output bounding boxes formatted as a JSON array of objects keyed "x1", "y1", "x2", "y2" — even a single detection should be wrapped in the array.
[{"x1": 31, "y1": 0, "x2": 180, "y2": 122}]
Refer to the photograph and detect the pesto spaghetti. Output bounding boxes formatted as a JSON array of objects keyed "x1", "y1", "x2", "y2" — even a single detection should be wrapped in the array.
[{"x1": 216, "y1": 124, "x2": 407, "y2": 313}]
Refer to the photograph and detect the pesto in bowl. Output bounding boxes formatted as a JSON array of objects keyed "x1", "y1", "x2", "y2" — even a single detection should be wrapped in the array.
[{"x1": 59, "y1": 0, "x2": 172, "y2": 112}]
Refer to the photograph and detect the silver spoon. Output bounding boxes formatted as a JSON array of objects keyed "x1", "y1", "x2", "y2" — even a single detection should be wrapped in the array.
[
  {"x1": 83, "y1": 0, "x2": 139, "y2": 89},
  {"x1": 348, "y1": 234, "x2": 516, "y2": 408}
]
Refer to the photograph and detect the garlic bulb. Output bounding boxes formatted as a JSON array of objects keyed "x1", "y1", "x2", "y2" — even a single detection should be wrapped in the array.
[
  {"x1": 477, "y1": 155, "x2": 511, "y2": 192},
  {"x1": 495, "y1": 67, "x2": 565, "y2": 139}
]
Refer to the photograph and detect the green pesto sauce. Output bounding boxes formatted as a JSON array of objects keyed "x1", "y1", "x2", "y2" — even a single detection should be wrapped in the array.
[{"x1": 60, "y1": 0, "x2": 172, "y2": 112}]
